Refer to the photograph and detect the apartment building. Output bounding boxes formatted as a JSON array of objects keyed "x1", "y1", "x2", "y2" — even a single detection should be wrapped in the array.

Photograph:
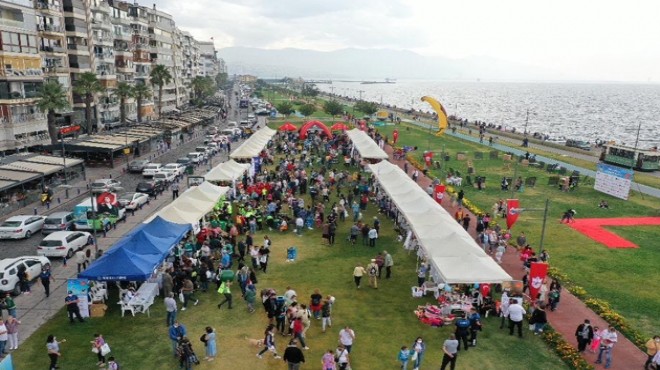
[
  {"x1": 108, "y1": 0, "x2": 135, "y2": 121},
  {"x1": 63, "y1": 0, "x2": 94, "y2": 128},
  {"x1": 0, "y1": 0, "x2": 48, "y2": 152},
  {"x1": 197, "y1": 41, "x2": 219, "y2": 78},
  {"x1": 144, "y1": 3, "x2": 177, "y2": 114},
  {"x1": 35, "y1": 0, "x2": 71, "y2": 100},
  {"x1": 180, "y1": 30, "x2": 199, "y2": 101}
]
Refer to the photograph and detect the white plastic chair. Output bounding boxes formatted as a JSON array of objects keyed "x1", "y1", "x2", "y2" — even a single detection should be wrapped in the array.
[{"x1": 118, "y1": 300, "x2": 135, "y2": 317}]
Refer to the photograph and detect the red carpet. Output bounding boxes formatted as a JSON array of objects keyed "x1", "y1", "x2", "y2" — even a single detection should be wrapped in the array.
[{"x1": 566, "y1": 217, "x2": 660, "y2": 248}]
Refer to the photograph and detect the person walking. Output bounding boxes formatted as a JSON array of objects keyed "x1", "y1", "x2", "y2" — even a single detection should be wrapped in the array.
[
  {"x1": 383, "y1": 250, "x2": 394, "y2": 279},
  {"x1": 168, "y1": 321, "x2": 187, "y2": 357},
  {"x1": 217, "y1": 280, "x2": 233, "y2": 309},
  {"x1": 39, "y1": 265, "x2": 54, "y2": 298},
  {"x1": 508, "y1": 298, "x2": 526, "y2": 338},
  {"x1": 367, "y1": 226, "x2": 378, "y2": 247},
  {"x1": 75, "y1": 249, "x2": 86, "y2": 274},
  {"x1": 352, "y1": 263, "x2": 366, "y2": 289},
  {"x1": 440, "y1": 334, "x2": 459, "y2": 370},
  {"x1": 5, "y1": 316, "x2": 20, "y2": 351},
  {"x1": 411, "y1": 336, "x2": 426, "y2": 370},
  {"x1": 575, "y1": 319, "x2": 594, "y2": 352},
  {"x1": 64, "y1": 291, "x2": 85, "y2": 324},
  {"x1": 454, "y1": 313, "x2": 470, "y2": 351},
  {"x1": 180, "y1": 277, "x2": 199, "y2": 311},
  {"x1": 338, "y1": 326, "x2": 355, "y2": 353},
  {"x1": 204, "y1": 327, "x2": 217, "y2": 361},
  {"x1": 595, "y1": 326, "x2": 618, "y2": 368},
  {"x1": 164, "y1": 292, "x2": 178, "y2": 327},
  {"x1": 257, "y1": 324, "x2": 281, "y2": 359},
  {"x1": 322, "y1": 349, "x2": 336, "y2": 370},
  {"x1": 367, "y1": 259, "x2": 379, "y2": 289},
  {"x1": 335, "y1": 344, "x2": 350, "y2": 370},
  {"x1": 0, "y1": 320, "x2": 7, "y2": 356},
  {"x1": 530, "y1": 303, "x2": 547, "y2": 334},
  {"x1": 46, "y1": 335, "x2": 64, "y2": 370},
  {"x1": 91, "y1": 333, "x2": 108, "y2": 367},
  {"x1": 398, "y1": 345, "x2": 412, "y2": 370},
  {"x1": 321, "y1": 297, "x2": 333, "y2": 333},
  {"x1": 283, "y1": 339, "x2": 305, "y2": 370},
  {"x1": 172, "y1": 182, "x2": 179, "y2": 200},
  {"x1": 645, "y1": 335, "x2": 660, "y2": 370}
]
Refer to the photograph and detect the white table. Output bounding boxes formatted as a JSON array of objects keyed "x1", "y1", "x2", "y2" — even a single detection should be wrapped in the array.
[{"x1": 127, "y1": 283, "x2": 159, "y2": 316}]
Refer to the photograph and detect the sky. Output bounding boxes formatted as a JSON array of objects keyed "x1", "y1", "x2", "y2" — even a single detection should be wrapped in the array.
[{"x1": 155, "y1": 0, "x2": 660, "y2": 82}]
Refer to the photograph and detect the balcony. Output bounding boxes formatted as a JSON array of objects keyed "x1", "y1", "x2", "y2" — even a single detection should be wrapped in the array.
[
  {"x1": 0, "y1": 68, "x2": 44, "y2": 79},
  {"x1": 42, "y1": 66, "x2": 69, "y2": 74},
  {"x1": 93, "y1": 35, "x2": 113, "y2": 46},
  {"x1": 65, "y1": 44, "x2": 88, "y2": 53},
  {"x1": 91, "y1": 19, "x2": 112, "y2": 31},
  {"x1": 0, "y1": 112, "x2": 47, "y2": 126},
  {"x1": 114, "y1": 32, "x2": 132, "y2": 42},
  {"x1": 38, "y1": 24, "x2": 65, "y2": 35},
  {"x1": 0, "y1": 18, "x2": 24, "y2": 28},
  {"x1": 94, "y1": 52, "x2": 114, "y2": 62},
  {"x1": 64, "y1": 25, "x2": 88, "y2": 35},
  {"x1": 91, "y1": 1, "x2": 111, "y2": 14},
  {"x1": 35, "y1": 1, "x2": 62, "y2": 12}
]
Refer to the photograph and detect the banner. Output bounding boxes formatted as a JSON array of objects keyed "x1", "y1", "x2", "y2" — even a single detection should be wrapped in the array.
[
  {"x1": 67, "y1": 278, "x2": 91, "y2": 318},
  {"x1": 528, "y1": 262, "x2": 549, "y2": 300},
  {"x1": 506, "y1": 199, "x2": 521, "y2": 229},
  {"x1": 434, "y1": 184, "x2": 446, "y2": 204},
  {"x1": 423, "y1": 151, "x2": 434, "y2": 166}
]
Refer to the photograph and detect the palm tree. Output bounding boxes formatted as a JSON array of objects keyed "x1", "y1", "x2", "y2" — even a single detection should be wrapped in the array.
[
  {"x1": 73, "y1": 72, "x2": 102, "y2": 134},
  {"x1": 149, "y1": 64, "x2": 172, "y2": 118},
  {"x1": 132, "y1": 83, "x2": 152, "y2": 123},
  {"x1": 190, "y1": 76, "x2": 206, "y2": 101},
  {"x1": 114, "y1": 82, "x2": 133, "y2": 126},
  {"x1": 36, "y1": 81, "x2": 70, "y2": 145}
]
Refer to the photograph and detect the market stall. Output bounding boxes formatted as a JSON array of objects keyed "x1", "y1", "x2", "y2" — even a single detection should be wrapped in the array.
[{"x1": 346, "y1": 128, "x2": 388, "y2": 160}]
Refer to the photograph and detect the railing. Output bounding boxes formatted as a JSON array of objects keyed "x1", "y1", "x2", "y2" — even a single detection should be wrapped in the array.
[
  {"x1": 35, "y1": 1, "x2": 62, "y2": 11},
  {"x1": 0, "y1": 68, "x2": 44, "y2": 77},
  {"x1": 93, "y1": 35, "x2": 113, "y2": 43},
  {"x1": 38, "y1": 24, "x2": 64, "y2": 33},
  {"x1": 3, "y1": 0, "x2": 32, "y2": 8},
  {"x1": 42, "y1": 66, "x2": 69, "y2": 74},
  {"x1": 0, "y1": 113, "x2": 47, "y2": 125},
  {"x1": 95, "y1": 52, "x2": 115, "y2": 60}
]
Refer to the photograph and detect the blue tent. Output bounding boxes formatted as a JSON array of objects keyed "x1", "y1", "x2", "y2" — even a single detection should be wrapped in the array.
[{"x1": 79, "y1": 216, "x2": 191, "y2": 281}]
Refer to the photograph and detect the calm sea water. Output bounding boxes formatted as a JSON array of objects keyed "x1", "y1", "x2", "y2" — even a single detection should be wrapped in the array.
[{"x1": 316, "y1": 80, "x2": 660, "y2": 148}]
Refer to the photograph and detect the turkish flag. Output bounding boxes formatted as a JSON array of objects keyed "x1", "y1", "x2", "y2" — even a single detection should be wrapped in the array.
[
  {"x1": 506, "y1": 199, "x2": 520, "y2": 229},
  {"x1": 434, "y1": 184, "x2": 445, "y2": 205},
  {"x1": 529, "y1": 262, "x2": 549, "y2": 300},
  {"x1": 423, "y1": 151, "x2": 434, "y2": 166},
  {"x1": 480, "y1": 283, "x2": 491, "y2": 298},
  {"x1": 392, "y1": 129, "x2": 399, "y2": 144}
]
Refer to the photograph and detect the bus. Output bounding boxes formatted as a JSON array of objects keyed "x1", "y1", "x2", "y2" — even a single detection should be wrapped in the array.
[
  {"x1": 600, "y1": 145, "x2": 660, "y2": 172},
  {"x1": 72, "y1": 198, "x2": 126, "y2": 231}
]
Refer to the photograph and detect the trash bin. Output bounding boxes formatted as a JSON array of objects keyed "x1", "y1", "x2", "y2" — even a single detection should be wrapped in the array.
[
  {"x1": 186, "y1": 165, "x2": 194, "y2": 175},
  {"x1": 219, "y1": 270, "x2": 235, "y2": 282}
]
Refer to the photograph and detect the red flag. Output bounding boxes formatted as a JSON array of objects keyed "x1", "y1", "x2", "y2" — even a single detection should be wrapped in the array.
[
  {"x1": 423, "y1": 151, "x2": 434, "y2": 166},
  {"x1": 434, "y1": 184, "x2": 446, "y2": 204},
  {"x1": 480, "y1": 283, "x2": 491, "y2": 298},
  {"x1": 392, "y1": 129, "x2": 399, "y2": 144},
  {"x1": 506, "y1": 199, "x2": 520, "y2": 229},
  {"x1": 529, "y1": 262, "x2": 549, "y2": 300}
]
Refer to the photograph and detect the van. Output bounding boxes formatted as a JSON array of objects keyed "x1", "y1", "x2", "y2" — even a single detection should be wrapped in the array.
[
  {"x1": 42, "y1": 211, "x2": 75, "y2": 234},
  {"x1": 72, "y1": 198, "x2": 125, "y2": 231},
  {"x1": 187, "y1": 152, "x2": 204, "y2": 164}
]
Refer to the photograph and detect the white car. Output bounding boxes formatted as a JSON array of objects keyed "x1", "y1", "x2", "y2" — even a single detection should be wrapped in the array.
[
  {"x1": 0, "y1": 215, "x2": 46, "y2": 239},
  {"x1": 91, "y1": 179, "x2": 122, "y2": 194},
  {"x1": 161, "y1": 163, "x2": 186, "y2": 177},
  {"x1": 153, "y1": 172, "x2": 176, "y2": 184},
  {"x1": 37, "y1": 231, "x2": 93, "y2": 259},
  {"x1": 187, "y1": 152, "x2": 203, "y2": 164},
  {"x1": 142, "y1": 163, "x2": 163, "y2": 178},
  {"x1": 0, "y1": 256, "x2": 51, "y2": 295},
  {"x1": 117, "y1": 192, "x2": 150, "y2": 210}
]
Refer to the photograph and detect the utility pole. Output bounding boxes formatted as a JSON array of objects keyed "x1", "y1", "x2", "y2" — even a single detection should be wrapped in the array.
[
  {"x1": 538, "y1": 199, "x2": 550, "y2": 252},
  {"x1": 524, "y1": 109, "x2": 529, "y2": 135}
]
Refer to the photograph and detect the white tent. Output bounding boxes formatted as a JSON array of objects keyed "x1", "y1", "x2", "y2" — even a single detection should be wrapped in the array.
[
  {"x1": 345, "y1": 128, "x2": 388, "y2": 160},
  {"x1": 229, "y1": 126, "x2": 276, "y2": 159},
  {"x1": 205, "y1": 159, "x2": 250, "y2": 183},
  {"x1": 369, "y1": 161, "x2": 512, "y2": 284},
  {"x1": 148, "y1": 182, "x2": 230, "y2": 227}
]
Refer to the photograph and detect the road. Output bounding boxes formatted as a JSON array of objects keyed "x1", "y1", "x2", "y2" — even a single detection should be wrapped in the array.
[{"x1": 0, "y1": 119, "x2": 229, "y2": 262}]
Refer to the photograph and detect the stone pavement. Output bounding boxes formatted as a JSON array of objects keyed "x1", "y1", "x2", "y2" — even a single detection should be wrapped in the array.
[{"x1": 382, "y1": 143, "x2": 647, "y2": 370}]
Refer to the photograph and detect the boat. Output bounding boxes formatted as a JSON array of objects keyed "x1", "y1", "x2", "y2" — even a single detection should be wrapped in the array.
[
  {"x1": 545, "y1": 136, "x2": 567, "y2": 145},
  {"x1": 360, "y1": 78, "x2": 397, "y2": 85}
]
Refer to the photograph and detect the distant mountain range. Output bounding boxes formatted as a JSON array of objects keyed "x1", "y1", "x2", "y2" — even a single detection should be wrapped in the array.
[{"x1": 217, "y1": 47, "x2": 566, "y2": 81}]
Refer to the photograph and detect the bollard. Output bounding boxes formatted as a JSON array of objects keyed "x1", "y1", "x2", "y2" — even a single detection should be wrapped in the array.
[
  {"x1": 77, "y1": 188, "x2": 81, "y2": 195},
  {"x1": 57, "y1": 197, "x2": 61, "y2": 204},
  {"x1": 34, "y1": 207, "x2": 37, "y2": 215},
  {"x1": 109, "y1": 173, "x2": 112, "y2": 179},
  {"x1": 66, "y1": 189, "x2": 70, "y2": 199}
]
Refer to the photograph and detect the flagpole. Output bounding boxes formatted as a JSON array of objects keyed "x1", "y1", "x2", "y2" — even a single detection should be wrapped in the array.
[{"x1": 538, "y1": 198, "x2": 549, "y2": 253}]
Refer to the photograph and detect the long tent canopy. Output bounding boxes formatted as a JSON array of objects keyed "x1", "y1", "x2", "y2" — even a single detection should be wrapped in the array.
[
  {"x1": 149, "y1": 181, "x2": 230, "y2": 226},
  {"x1": 346, "y1": 128, "x2": 389, "y2": 160},
  {"x1": 79, "y1": 216, "x2": 191, "y2": 281},
  {"x1": 368, "y1": 160, "x2": 512, "y2": 284},
  {"x1": 205, "y1": 159, "x2": 251, "y2": 183},
  {"x1": 229, "y1": 126, "x2": 276, "y2": 159}
]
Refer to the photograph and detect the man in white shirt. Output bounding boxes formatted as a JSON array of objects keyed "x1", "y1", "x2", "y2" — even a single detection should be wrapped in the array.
[
  {"x1": 507, "y1": 298, "x2": 526, "y2": 338},
  {"x1": 164, "y1": 292, "x2": 177, "y2": 327},
  {"x1": 338, "y1": 326, "x2": 355, "y2": 353},
  {"x1": 596, "y1": 326, "x2": 618, "y2": 368},
  {"x1": 284, "y1": 286, "x2": 297, "y2": 305}
]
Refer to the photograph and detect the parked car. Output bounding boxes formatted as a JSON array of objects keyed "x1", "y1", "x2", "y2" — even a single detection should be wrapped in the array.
[
  {"x1": 176, "y1": 157, "x2": 192, "y2": 166},
  {"x1": 195, "y1": 146, "x2": 211, "y2": 158},
  {"x1": 206, "y1": 144, "x2": 218, "y2": 155},
  {"x1": 0, "y1": 256, "x2": 51, "y2": 295},
  {"x1": 0, "y1": 215, "x2": 46, "y2": 239},
  {"x1": 162, "y1": 163, "x2": 186, "y2": 177},
  {"x1": 42, "y1": 211, "x2": 76, "y2": 234},
  {"x1": 135, "y1": 180, "x2": 165, "y2": 197},
  {"x1": 37, "y1": 231, "x2": 93, "y2": 259},
  {"x1": 566, "y1": 139, "x2": 591, "y2": 151},
  {"x1": 142, "y1": 163, "x2": 163, "y2": 178},
  {"x1": 227, "y1": 121, "x2": 238, "y2": 129},
  {"x1": 153, "y1": 172, "x2": 176, "y2": 184},
  {"x1": 128, "y1": 159, "x2": 151, "y2": 173},
  {"x1": 187, "y1": 152, "x2": 204, "y2": 164},
  {"x1": 117, "y1": 192, "x2": 150, "y2": 210},
  {"x1": 91, "y1": 179, "x2": 121, "y2": 194}
]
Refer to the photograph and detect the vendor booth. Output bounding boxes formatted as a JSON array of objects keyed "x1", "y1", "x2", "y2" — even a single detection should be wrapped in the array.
[{"x1": 346, "y1": 128, "x2": 388, "y2": 160}]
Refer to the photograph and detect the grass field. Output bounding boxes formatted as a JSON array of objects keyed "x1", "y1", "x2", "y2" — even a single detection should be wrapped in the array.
[{"x1": 13, "y1": 149, "x2": 569, "y2": 370}]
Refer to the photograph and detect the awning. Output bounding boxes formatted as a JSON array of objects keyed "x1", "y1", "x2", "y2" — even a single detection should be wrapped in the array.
[
  {"x1": 0, "y1": 162, "x2": 63, "y2": 175},
  {"x1": 205, "y1": 159, "x2": 250, "y2": 182},
  {"x1": 150, "y1": 182, "x2": 230, "y2": 226},
  {"x1": 0, "y1": 179, "x2": 18, "y2": 192},
  {"x1": 230, "y1": 126, "x2": 276, "y2": 159},
  {"x1": 22, "y1": 155, "x2": 84, "y2": 168},
  {"x1": 346, "y1": 129, "x2": 388, "y2": 160},
  {"x1": 0, "y1": 169, "x2": 41, "y2": 182},
  {"x1": 368, "y1": 161, "x2": 512, "y2": 284}
]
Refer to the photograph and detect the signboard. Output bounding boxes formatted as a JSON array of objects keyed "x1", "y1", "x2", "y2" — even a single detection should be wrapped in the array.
[
  {"x1": 59, "y1": 125, "x2": 81, "y2": 135},
  {"x1": 67, "y1": 278, "x2": 91, "y2": 317},
  {"x1": 188, "y1": 176, "x2": 204, "y2": 187},
  {"x1": 594, "y1": 163, "x2": 634, "y2": 200}
]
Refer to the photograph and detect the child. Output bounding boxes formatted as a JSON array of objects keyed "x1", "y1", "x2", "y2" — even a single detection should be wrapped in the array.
[
  {"x1": 495, "y1": 243, "x2": 506, "y2": 264},
  {"x1": 589, "y1": 326, "x2": 602, "y2": 353},
  {"x1": 398, "y1": 345, "x2": 411, "y2": 370},
  {"x1": 107, "y1": 356, "x2": 118, "y2": 370},
  {"x1": 322, "y1": 349, "x2": 336, "y2": 370}
]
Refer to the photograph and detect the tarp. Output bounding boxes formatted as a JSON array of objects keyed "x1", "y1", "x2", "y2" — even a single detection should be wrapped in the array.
[
  {"x1": 79, "y1": 216, "x2": 191, "y2": 281},
  {"x1": 150, "y1": 182, "x2": 229, "y2": 226},
  {"x1": 230, "y1": 126, "x2": 276, "y2": 159},
  {"x1": 369, "y1": 161, "x2": 512, "y2": 284},
  {"x1": 205, "y1": 159, "x2": 250, "y2": 182},
  {"x1": 346, "y1": 128, "x2": 388, "y2": 160}
]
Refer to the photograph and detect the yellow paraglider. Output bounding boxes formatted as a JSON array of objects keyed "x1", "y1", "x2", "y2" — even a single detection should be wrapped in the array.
[{"x1": 421, "y1": 96, "x2": 448, "y2": 136}]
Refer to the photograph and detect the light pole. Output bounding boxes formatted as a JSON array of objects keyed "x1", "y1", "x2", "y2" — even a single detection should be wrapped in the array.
[{"x1": 60, "y1": 132, "x2": 67, "y2": 185}]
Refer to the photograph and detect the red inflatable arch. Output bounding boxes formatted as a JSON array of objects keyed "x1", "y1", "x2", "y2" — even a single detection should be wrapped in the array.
[{"x1": 299, "y1": 120, "x2": 332, "y2": 140}]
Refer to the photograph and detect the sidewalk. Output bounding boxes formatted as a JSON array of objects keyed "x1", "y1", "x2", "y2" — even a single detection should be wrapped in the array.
[{"x1": 383, "y1": 143, "x2": 647, "y2": 370}]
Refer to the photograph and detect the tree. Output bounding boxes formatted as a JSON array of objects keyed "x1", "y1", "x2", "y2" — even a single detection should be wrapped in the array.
[
  {"x1": 276, "y1": 101, "x2": 295, "y2": 117},
  {"x1": 73, "y1": 72, "x2": 102, "y2": 133},
  {"x1": 301, "y1": 84, "x2": 320, "y2": 98},
  {"x1": 354, "y1": 101, "x2": 379, "y2": 116},
  {"x1": 114, "y1": 82, "x2": 133, "y2": 126},
  {"x1": 298, "y1": 103, "x2": 316, "y2": 118},
  {"x1": 323, "y1": 100, "x2": 343, "y2": 121},
  {"x1": 132, "y1": 83, "x2": 152, "y2": 123},
  {"x1": 149, "y1": 64, "x2": 172, "y2": 118},
  {"x1": 36, "y1": 81, "x2": 70, "y2": 144},
  {"x1": 190, "y1": 76, "x2": 216, "y2": 104},
  {"x1": 215, "y1": 72, "x2": 228, "y2": 88}
]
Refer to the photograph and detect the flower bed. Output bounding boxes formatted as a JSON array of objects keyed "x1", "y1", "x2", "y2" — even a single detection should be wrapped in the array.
[{"x1": 541, "y1": 326, "x2": 595, "y2": 370}]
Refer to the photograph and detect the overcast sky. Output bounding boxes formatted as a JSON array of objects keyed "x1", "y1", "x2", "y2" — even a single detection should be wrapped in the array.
[{"x1": 156, "y1": 0, "x2": 660, "y2": 81}]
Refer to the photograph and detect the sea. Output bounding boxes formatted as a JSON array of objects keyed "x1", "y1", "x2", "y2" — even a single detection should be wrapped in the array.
[{"x1": 315, "y1": 80, "x2": 660, "y2": 148}]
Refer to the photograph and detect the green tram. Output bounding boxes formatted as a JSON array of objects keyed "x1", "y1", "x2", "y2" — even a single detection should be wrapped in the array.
[{"x1": 600, "y1": 145, "x2": 660, "y2": 172}]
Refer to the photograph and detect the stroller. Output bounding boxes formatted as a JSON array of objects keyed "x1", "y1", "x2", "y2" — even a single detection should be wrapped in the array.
[{"x1": 178, "y1": 338, "x2": 200, "y2": 369}]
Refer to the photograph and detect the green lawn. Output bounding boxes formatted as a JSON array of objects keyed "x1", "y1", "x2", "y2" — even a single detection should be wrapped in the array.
[{"x1": 12, "y1": 155, "x2": 568, "y2": 370}]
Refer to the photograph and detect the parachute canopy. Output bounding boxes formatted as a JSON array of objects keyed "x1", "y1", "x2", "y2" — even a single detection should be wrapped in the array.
[{"x1": 421, "y1": 96, "x2": 448, "y2": 136}]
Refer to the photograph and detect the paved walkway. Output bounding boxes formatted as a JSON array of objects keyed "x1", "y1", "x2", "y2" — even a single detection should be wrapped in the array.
[{"x1": 382, "y1": 143, "x2": 647, "y2": 370}]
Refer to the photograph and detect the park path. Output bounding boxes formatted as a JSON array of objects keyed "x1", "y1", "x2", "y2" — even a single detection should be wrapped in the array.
[{"x1": 382, "y1": 143, "x2": 648, "y2": 370}]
